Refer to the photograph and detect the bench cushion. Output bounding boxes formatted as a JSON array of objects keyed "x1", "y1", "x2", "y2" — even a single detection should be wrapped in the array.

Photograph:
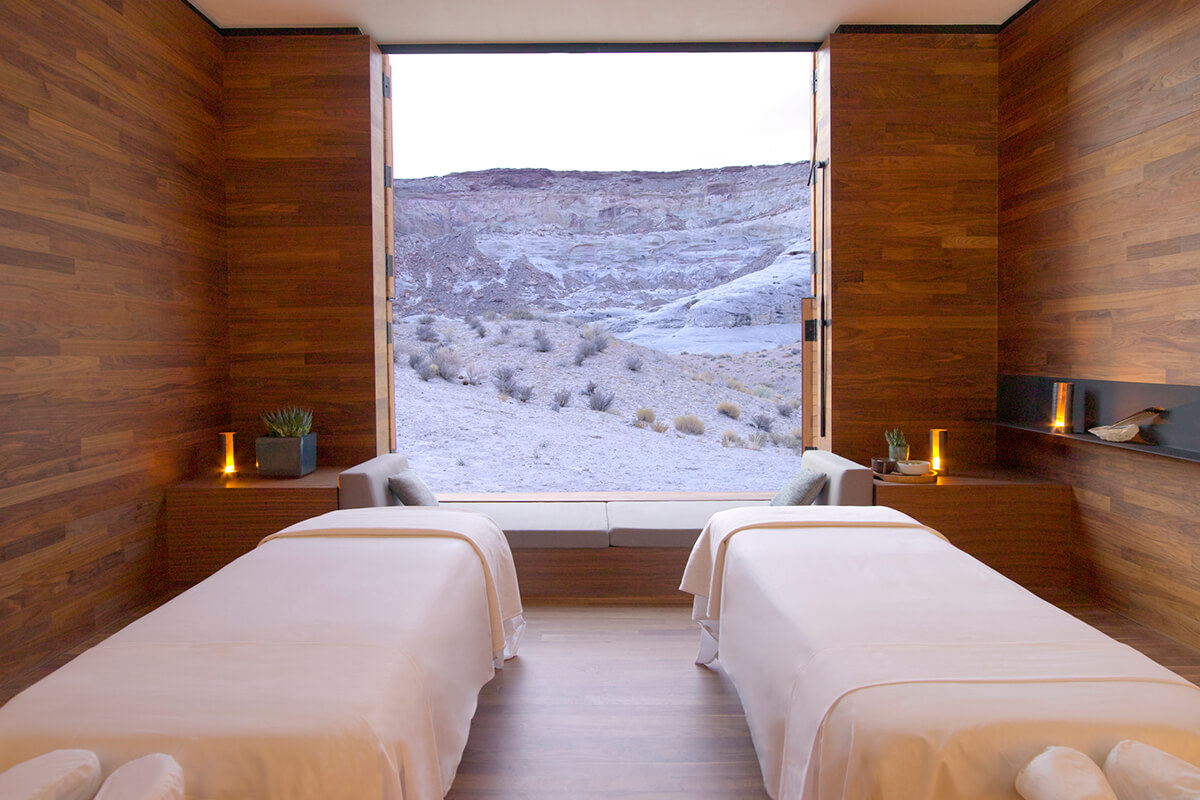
[
  {"x1": 440, "y1": 502, "x2": 609, "y2": 548},
  {"x1": 607, "y1": 500, "x2": 772, "y2": 547}
]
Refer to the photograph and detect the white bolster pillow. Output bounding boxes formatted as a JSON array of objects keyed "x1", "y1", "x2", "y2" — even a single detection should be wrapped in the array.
[
  {"x1": 93, "y1": 754, "x2": 184, "y2": 800},
  {"x1": 1103, "y1": 740, "x2": 1200, "y2": 800},
  {"x1": 1016, "y1": 746, "x2": 1118, "y2": 800},
  {"x1": 0, "y1": 749, "x2": 102, "y2": 800}
]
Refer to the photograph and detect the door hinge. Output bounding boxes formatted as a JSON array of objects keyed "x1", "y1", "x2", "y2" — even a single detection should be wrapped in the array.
[
  {"x1": 804, "y1": 319, "x2": 818, "y2": 342},
  {"x1": 382, "y1": 73, "x2": 391, "y2": 99},
  {"x1": 384, "y1": 164, "x2": 392, "y2": 184},
  {"x1": 385, "y1": 254, "x2": 394, "y2": 278}
]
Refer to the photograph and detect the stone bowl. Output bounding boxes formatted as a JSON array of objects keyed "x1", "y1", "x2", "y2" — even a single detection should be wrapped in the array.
[{"x1": 896, "y1": 460, "x2": 931, "y2": 476}]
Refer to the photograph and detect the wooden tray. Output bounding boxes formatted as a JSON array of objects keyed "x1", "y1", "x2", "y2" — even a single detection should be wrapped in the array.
[{"x1": 873, "y1": 471, "x2": 938, "y2": 484}]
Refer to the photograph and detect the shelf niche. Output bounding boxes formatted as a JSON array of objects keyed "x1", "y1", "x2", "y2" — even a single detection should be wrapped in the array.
[{"x1": 996, "y1": 374, "x2": 1200, "y2": 464}]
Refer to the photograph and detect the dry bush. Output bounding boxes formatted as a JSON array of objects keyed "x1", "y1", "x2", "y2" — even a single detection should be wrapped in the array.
[
  {"x1": 574, "y1": 339, "x2": 599, "y2": 366},
  {"x1": 698, "y1": 371, "x2": 714, "y2": 384},
  {"x1": 750, "y1": 412, "x2": 775, "y2": 432},
  {"x1": 581, "y1": 380, "x2": 598, "y2": 396},
  {"x1": 746, "y1": 431, "x2": 769, "y2": 451},
  {"x1": 512, "y1": 384, "x2": 534, "y2": 402},
  {"x1": 463, "y1": 365, "x2": 486, "y2": 386},
  {"x1": 414, "y1": 359, "x2": 437, "y2": 382},
  {"x1": 674, "y1": 415, "x2": 705, "y2": 435},
  {"x1": 428, "y1": 346, "x2": 460, "y2": 382},
  {"x1": 776, "y1": 402, "x2": 795, "y2": 418},
  {"x1": 589, "y1": 389, "x2": 616, "y2": 412},
  {"x1": 753, "y1": 383, "x2": 775, "y2": 398},
  {"x1": 492, "y1": 365, "x2": 518, "y2": 396},
  {"x1": 408, "y1": 352, "x2": 425, "y2": 369},
  {"x1": 417, "y1": 315, "x2": 435, "y2": 325},
  {"x1": 415, "y1": 323, "x2": 438, "y2": 343},
  {"x1": 726, "y1": 378, "x2": 745, "y2": 392},
  {"x1": 635, "y1": 408, "x2": 655, "y2": 423},
  {"x1": 651, "y1": 421, "x2": 669, "y2": 433},
  {"x1": 624, "y1": 355, "x2": 644, "y2": 372},
  {"x1": 551, "y1": 388, "x2": 572, "y2": 410},
  {"x1": 792, "y1": 427, "x2": 804, "y2": 439},
  {"x1": 482, "y1": 310, "x2": 498, "y2": 321},
  {"x1": 717, "y1": 401, "x2": 741, "y2": 419},
  {"x1": 507, "y1": 308, "x2": 534, "y2": 320},
  {"x1": 721, "y1": 430, "x2": 744, "y2": 448},
  {"x1": 532, "y1": 329, "x2": 554, "y2": 352}
]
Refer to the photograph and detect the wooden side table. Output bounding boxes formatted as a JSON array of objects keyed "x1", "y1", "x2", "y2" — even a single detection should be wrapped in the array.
[
  {"x1": 165, "y1": 468, "x2": 341, "y2": 585},
  {"x1": 874, "y1": 472, "x2": 1071, "y2": 599}
]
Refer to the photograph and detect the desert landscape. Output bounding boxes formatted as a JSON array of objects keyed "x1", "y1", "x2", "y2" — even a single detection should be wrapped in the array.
[{"x1": 392, "y1": 162, "x2": 812, "y2": 491}]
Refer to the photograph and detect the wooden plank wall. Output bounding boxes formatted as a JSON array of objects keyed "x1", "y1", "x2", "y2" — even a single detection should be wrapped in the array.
[
  {"x1": 224, "y1": 35, "x2": 388, "y2": 469},
  {"x1": 0, "y1": 0, "x2": 226, "y2": 689},
  {"x1": 822, "y1": 32, "x2": 998, "y2": 469},
  {"x1": 998, "y1": 0, "x2": 1200, "y2": 648}
]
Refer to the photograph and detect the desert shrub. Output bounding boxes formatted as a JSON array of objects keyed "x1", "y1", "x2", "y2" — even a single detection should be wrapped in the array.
[
  {"x1": 750, "y1": 412, "x2": 775, "y2": 432},
  {"x1": 408, "y1": 352, "x2": 425, "y2": 369},
  {"x1": 588, "y1": 389, "x2": 616, "y2": 412},
  {"x1": 635, "y1": 408, "x2": 656, "y2": 423},
  {"x1": 771, "y1": 432, "x2": 805, "y2": 454},
  {"x1": 414, "y1": 359, "x2": 437, "y2": 382},
  {"x1": 792, "y1": 427, "x2": 804, "y2": 439},
  {"x1": 512, "y1": 384, "x2": 534, "y2": 402},
  {"x1": 415, "y1": 323, "x2": 438, "y2": 343},
  {"x1": 753, "y1": 383, "x2": 775, "y2": 398},
  {"x1": 465, "y1": 315, "x2": 487, "y2": 338},
  {"x1": 698, "y1": 371, "x2": 714, "y2": 384},
  {"x1": 463, "y1": 365, "x2": 486, "y2": 386},
  {"x1": 428, "y1": 346, "x2": 460, "y2": 382},
  {"x1": 573, "y1": 338, "x2": 599, "y2": 366},
  {"x1": 507, "y1": 308, "x2": 534, "y2": 320},
  {"x1": 417, "y1": 314, "x2": 435, "y2": 325},
  {"x1": 776, "y1": 402, "x2": 795, "y2": 418},
  {"x1": 499, "y1": 322, "x2": 512, "y2": 336},
  {"x1": 674, "y1": 415, "x2": 705, "y2": 435},
  {"x1": 747, "y1": 431, "x2": 769, "y2": 451},
  {"x1": 651, "y1": 421, "x2": 669, "y2": 433},
  {"x1": 624, "y1": 355, "x2": 644, "y2": 372},
  {"x1": 482, "y1": 310, "x2": 498, "y2": 321},
  {"x1": 726, "y1": 377, "x2": 745, "y2": 392},
  {"x1": 551, "y1": 388, "x2": 572, "y2": 409},
  {"x1": 721, "y1": 430, "x2": 744, "y2": 448},
  {"x1": 717, "y1": 401, "x2": 741, "y2": 419},
  {"x1": 532, "y1": 328, "x2": 554, "y2": 352},
  {"x1": 492, "y1": 365, "x2": 518, "y2": 396},
  {"x1": 581, "y1": 380, "x2": 598, "y2": 396}
]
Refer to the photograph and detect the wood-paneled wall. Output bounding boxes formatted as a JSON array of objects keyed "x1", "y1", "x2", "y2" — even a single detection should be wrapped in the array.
[
  {"x1": 998, "y1": 0, "x2": 1200, "y2": 648},
  {"x1": 225, "y1": 35, "x2": 389, "y2": 469},
  {"x1": 0, "y1": 0, "x2": 226, "y2": 687},
  {"x1": 820, "y1": 32, "x2": 999, "y2": 468}
]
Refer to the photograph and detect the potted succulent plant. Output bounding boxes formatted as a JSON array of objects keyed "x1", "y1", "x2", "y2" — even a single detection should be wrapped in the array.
[
  {"x1": 885, "y1": 428, "x2": 909, "y2": 462},
  {"x1": 256, "y1": 406, "x2": 316, "y2": 477}
]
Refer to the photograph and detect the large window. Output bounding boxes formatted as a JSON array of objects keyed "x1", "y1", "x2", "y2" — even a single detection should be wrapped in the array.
[{"x1": 388, "y1": 50, "x2": 814, "y2": 492}]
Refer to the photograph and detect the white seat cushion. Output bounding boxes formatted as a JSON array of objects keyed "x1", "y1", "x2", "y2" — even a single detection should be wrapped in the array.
[
  {"x1": 441, "y1": 502, "x2": 609, "y2": 547},
  {"x1": 0, "y1": 749, "x2": 101, "y2": 800},
  {"x1": 607, "y1": 500, "x2": 771, "y2": 547},
  {"x1": 1104, "y1": 740, "x2": 1200, "y2": 800}
]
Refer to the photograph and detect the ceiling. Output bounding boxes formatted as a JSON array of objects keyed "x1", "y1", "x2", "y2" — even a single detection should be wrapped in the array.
[{"x1": 189, "y1": 0, "x2": 1032, "y2": 45}]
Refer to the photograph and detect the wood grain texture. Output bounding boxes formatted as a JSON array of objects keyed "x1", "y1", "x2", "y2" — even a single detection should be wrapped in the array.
[
  {"x1": 818, "y1": 32, "x2": 999, "y2": 467},
  {"x1": 224, "y1": 35, "x2": 389, "y2": 469},
  {"x1": 165, "y1": 468, "x2": 340, "y2": 585},
  {"x1": 875, "y1": 474, "x2": 1071, "y2": 598},
  {"x1": 0, "y1": 0, "x2": 226, "y2": 690},
  {"x1": 998, "y1": 0, "x2": 1200, "y2": 649},
  {"x1": 512, "y1": 548, "x2": 693, "y2": 605}
]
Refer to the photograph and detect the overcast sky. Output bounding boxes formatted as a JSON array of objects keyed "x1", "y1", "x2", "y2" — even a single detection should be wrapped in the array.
[{"x1": 390, "y1": 52, "x2": 813, "y2": 179}]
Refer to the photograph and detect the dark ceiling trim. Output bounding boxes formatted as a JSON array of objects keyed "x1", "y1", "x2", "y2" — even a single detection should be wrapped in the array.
[
  {"x1": 223, "y1": 26, "x2": 363, "y2": 36},
  {"x1": 833, "y1": 23, "x2": 1000, "y2": 34},
  {"x1": 999, "y1": 0, "x2": 1043, "y2": 31},
  {"x1": 179, "y1": 0, "x2": 220, "y2": 32},
  {"x1": 380, "y1": 41, "x2": 820, "y2": 54}
]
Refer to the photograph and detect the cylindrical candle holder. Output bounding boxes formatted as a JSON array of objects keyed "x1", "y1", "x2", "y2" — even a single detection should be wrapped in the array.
[
  {"x1": 220, "y1": 431, "x2": 237, "y2": 475},
  {"x1": 930, "y1": 428, "x2": 947, "y2": 473},
  {"x1": 1052, "y1": 382, "x2": 1074, "y2": 432}
]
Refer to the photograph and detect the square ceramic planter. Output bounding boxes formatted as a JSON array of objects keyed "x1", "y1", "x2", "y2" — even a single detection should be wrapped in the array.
[{"x1": 256, "y1": 433, "x2": 317, "y2": 477}]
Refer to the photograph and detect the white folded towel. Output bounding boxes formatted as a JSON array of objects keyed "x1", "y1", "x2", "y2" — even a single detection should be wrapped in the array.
[
  {"x1": 93, "y1": 754, "x2": 184, "y2": 800},
  {"x1": 1104, "y1": 740, "x2": 1200, "y2": 800},
  {"x1": 0, "y1": 749, "x2": 102, "y2": 800},
  {"x1": 1016, "y1": 746, "x2": 1119, "y2": 800}
]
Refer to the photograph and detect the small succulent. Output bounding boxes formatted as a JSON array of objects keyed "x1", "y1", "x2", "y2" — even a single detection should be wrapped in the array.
[
  {"x1": 884, "y1": 428, "x2": 907, "y2": 447},
  {"x1": 262, "y1": 406, "x2": 313, "y2": 438}
]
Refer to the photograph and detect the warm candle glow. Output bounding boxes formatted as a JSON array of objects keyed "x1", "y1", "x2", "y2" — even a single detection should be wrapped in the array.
[
  {"x1": 930, "y1": 428, "x2": 947, "y2": 473},
  {"x1": 221, "y1": 431, "x2": 236, "y2": 475},
  {"x1": 1052, "y1": 382, "x2": 1073, "y2": 432}
]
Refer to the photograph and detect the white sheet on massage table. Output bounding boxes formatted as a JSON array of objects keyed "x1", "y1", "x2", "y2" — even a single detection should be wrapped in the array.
[
  {"x1": 702, "y1": 510, "x2": 1200, "y2": 800},
  {"x1": 0, "y1": 527, "x2": 510, "y2": 799}
]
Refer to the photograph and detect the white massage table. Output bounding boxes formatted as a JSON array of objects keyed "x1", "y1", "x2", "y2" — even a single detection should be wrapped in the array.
[
  {"x1": 0, "y1": 508, "x2": 524, "y2": 800},
  {"x1": 681, "y1": 505, "x2": 1200, "y2": 800}
]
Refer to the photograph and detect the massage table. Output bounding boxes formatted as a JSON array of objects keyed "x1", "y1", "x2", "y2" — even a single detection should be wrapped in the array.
[
  {"x1": 681, "y1": 505, "x2": 1200, "y2": 800},
  {"x1": 0, "y1": 507, "x2": 524, "y2": 799}
]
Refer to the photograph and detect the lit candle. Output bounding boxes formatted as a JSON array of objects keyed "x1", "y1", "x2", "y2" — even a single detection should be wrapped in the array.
[
  {"x1": 1052, "y1": 382, "x2": 1073, "y2": 432},
  {"x1": 220, "y1": 431, "x2": 236, "y2": 475},
  {"x1": 930, "y1": 428, "x2": 947, "y2": 473}
]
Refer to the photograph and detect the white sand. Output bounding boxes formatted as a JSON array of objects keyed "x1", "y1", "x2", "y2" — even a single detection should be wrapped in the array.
[{"x1": 393, "y1": 315, "x2": 809, "y2": 492}]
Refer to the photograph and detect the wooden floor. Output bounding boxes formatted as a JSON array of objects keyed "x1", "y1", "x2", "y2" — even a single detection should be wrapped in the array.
[{"x1": 4, "y1": 598, "x2": 1200, "y2": 799}]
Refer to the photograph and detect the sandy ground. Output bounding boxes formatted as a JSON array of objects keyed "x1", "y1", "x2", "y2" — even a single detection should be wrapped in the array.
[{"x1": 393, "y1": 315, "x2": 809, "y2": 492}]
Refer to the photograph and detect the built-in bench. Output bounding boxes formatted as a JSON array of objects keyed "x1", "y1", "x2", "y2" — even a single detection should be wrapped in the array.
[{"x1": 337, "y1": 451, "x2": 873, "y2": 550}]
